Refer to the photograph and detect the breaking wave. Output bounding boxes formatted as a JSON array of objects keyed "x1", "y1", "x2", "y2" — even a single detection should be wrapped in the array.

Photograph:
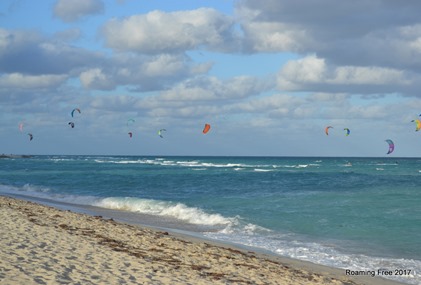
[{"x1": 93, "y1": 197, "x2": 235, "y2": 226}]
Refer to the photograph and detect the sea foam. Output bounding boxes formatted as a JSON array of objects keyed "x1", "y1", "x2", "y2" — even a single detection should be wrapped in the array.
[{"x1": 93, "y1": 197, "x2": 234, "y2": 226}]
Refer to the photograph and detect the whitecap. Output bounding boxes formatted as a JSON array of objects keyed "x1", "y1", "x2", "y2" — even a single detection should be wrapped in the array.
[{"x1": 93, "y1": 197, "x2": 234, "y2": 226}]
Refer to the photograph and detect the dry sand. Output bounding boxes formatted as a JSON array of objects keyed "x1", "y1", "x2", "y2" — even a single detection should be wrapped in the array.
[{"x1": 0, "y1": 196, "x2": 405, "y2": 285}]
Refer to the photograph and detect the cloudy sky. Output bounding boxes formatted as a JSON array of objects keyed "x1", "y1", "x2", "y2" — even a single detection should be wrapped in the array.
[{"x1": 2, "y1": 0, "x2": 421, "y2": 157}]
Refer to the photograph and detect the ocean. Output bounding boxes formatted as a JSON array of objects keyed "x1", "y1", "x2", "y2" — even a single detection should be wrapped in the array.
[{"x1": 1, "y1": 155, "x2": 420, "y2": 284}]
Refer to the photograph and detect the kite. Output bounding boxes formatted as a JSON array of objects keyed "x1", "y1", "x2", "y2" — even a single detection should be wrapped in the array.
[
  {"x1": 18, "y1": 122, "x2": 24, "y2": 132},
  {"x1": 411, "y1": 119, "x2": 421, "y2": 131},
  {"x1": 126, "y1": 119, "x2": 135, "y2": 138},
  {"x1": 385, "y1": 139, "x2": 394, "y2": 155},
  {"x1": 28, "y1": 133, "x2": 33, "y2": 141},
  {"x1": 325, "y1": 126, "x2": 333, "y2": 135},
  {"x1": 68, "y1": 122, "x2": 75, "y2": 128},
  {"x1": 158, "y1": 129, "x2": 166, "y2": 138},
  {"x1": 127, "y1": 118, "x2": 135, "y2": 126},
  {"x1": 344, "y1": 128, "x2": 350, "y2": 136},
  {"x1": 203, "y1": 123, "x2": 211, "y2": 134},
  {"x1": 71, "y1": 108, "x2": 81, "y2": 117}
]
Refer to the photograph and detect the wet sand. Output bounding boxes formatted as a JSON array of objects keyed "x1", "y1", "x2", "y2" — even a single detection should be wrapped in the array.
[{"x1": 0, "y1": 196, "x2": 405, "y2": 285}]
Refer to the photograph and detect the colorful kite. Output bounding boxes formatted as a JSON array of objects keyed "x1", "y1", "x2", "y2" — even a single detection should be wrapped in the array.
[
  {"x1": 203, "y1": 123, "x2": 211, "y2": 134},
  {"x1": 126, "y1": 118, "x2": 135, "y2": 126},
  {"x1": 325, "y1": 126, "x2": 333, "y2": 135},
  {"x1": 158, "y1": 129, "x2": 166, "y2": 138},
  {"x1": 71, "y1": 108, "x2": 81, "y2": 117},
  {"x1": 385, "y1": 139, "x2": 394, "y2": 155},
  {"x1": 411, "y1": 119, "x2": 421, "y2": 131},
  {"x1": 344, "y1": 128, "x2": 350, "y2": 136}
]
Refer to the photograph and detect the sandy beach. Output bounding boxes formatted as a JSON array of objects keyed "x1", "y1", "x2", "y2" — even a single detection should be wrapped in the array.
[{"x1": 0, "y1": 196, "x2": 405, "y2": 285}]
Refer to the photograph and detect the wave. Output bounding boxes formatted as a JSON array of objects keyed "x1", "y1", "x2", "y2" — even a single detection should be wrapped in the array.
[
  {"x1": 0, "y1": 184, "x2": 98, "y2": 205},
  {"x1": 205, "y1": 231, "x2": 421, "y2": 285},
  {"x1": 93, "y1": 197, "x2": 235, "y2": 226},
  {"x1": 0, "y1": 184, "x2": 247, "y2": 233},
  {"x1": 0, "y1": 184, "x2": 236, "y2": 227},
  {"x1": 91, "y1": 157, "x2": 324, "y2": 172},
  {"x1": 275, "y1": 241, "x2": 420, "y2": 285},
  {"x1": 107, "y1": 159, "x2": 253, "y2": 169},
  {"x1": 0, "y1": 183, "x2": 52, "y2": 196}
]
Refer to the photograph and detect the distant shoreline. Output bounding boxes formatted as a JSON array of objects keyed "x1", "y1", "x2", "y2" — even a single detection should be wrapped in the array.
[{"x1": 0, "y1": 154, "x2": 32, "y2": 159}]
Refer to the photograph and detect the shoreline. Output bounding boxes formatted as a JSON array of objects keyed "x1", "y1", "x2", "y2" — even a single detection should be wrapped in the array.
[{"x1": 0, "y1": 195, "x2": 406, "y2": 285}]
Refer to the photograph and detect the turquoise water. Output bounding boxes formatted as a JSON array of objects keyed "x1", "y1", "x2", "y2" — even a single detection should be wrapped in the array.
[{"x1": 1, "y1": 156, "x2": 420, "y2": 284}]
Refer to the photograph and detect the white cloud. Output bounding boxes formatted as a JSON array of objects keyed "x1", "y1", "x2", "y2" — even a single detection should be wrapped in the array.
[
  {"x1": 82, "y1": 75, "x2": 271, "y2": 120},
  {"x1": 234, "y1": 93, "x2": 302, "y2": 114},
  {"x1": 0, "y1": 27, "x2": 215, "y2": 93},
  {"x1": 0, "y1": 28, "x2": 103, "y2": 75},
  {"x1": 241, "y1": 21, "x2": 305, "y2": 52},
  {"x1": 53, "y1": 0, "x2": 104, "y2": 22},
  {"x1": 278, "y1": 55, "x2": 326, "y2": 89},
  {"x1": 236, "y1": 0, "x2": 421, "y2": 72},
  {"x1": 277, "y1": 55, "x2": 411, "y2": 93},
  {"x1": 347, "y1": 104, "x2": 389, "y2": 119},
  {"x1": 80, "y1": 68, "x2": 114, "y2": 90},
  {"x1": 89, "y1": 94, "x2": 138, "y2": 111},
  {"x1": 330, "y1": 66, "x2": 407, "y2": 85},
  {"x1": 307, "y1": 92, "x2": 347, "y2": 103},
  {"x1": 157, "y1": 76, "x2": 269, "y2": 102},
  {"x1": 102, "y1": 8, "x2": 238, "y2": 53},
  {"x1": 0, "y1": 73, "x2": 67, "y2": 90},
  {"x1": 78, "y1": 54, "x2": 211, "y2": 91},
  {"x1": 143, "y1": 54, "x2": 193, "y2": 77}
]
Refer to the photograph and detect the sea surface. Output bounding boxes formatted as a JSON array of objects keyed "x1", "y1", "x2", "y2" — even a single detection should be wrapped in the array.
[{"x1": 1, "y1": 155, "x2": 420, "y2": 284}]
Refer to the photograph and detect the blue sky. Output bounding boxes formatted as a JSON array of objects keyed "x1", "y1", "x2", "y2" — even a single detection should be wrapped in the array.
[{"x1": 2, "y1": 0, "x2": 421, "y2": 156}]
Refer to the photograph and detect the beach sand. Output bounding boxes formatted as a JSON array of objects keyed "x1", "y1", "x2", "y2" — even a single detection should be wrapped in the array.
[{"x1": 0, "y1": 196, "x2": 404, "y2": 285}]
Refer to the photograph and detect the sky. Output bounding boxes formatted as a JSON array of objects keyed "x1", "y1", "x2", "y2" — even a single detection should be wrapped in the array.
[{"x1": 2, "y1": 0, "x2": 421, "y2": 157}]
